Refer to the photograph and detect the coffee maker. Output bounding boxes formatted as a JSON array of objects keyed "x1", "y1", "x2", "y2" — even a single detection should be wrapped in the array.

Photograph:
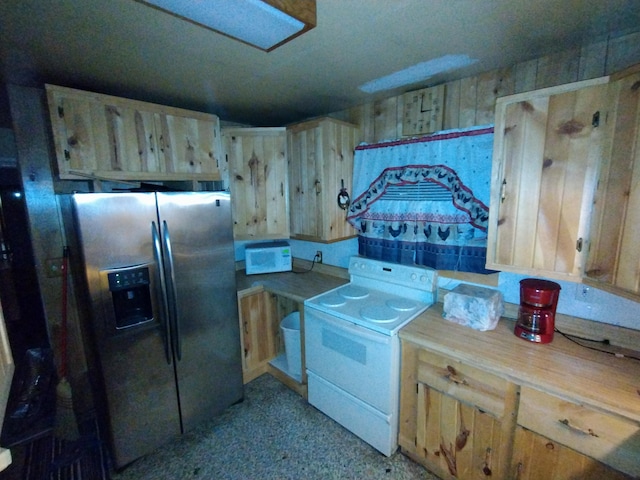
[{"x1": 514, "y1": 278, "x2": 561, "y2": 343}]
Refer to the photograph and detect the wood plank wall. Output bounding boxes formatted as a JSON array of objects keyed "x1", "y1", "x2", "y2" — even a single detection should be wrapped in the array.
[{"x1": 330, "y1": 31, "x2": 640, "y2": 144}]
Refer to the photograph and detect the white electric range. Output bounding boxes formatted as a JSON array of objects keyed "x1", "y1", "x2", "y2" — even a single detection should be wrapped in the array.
[{"x1": 304, "y1": 256, "x2": 437, "y2": 456}]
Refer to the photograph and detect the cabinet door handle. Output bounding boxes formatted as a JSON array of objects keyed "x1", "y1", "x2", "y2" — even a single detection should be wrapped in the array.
[
  {"x1": 445, "y1": 365, "x2": 468, "y2": 385},
  {"x1": 500, "y1": 179, "x2": 507, "y2": 203},
  {"x1": 576, "y1": 237, "x2": 583, "y2": 252},
  {"x1": 515, "y1": 461, "x2": 524, "y2": 480},
  {"x1": 558, "y1": 418, "x2": 599, "y2": 437}
]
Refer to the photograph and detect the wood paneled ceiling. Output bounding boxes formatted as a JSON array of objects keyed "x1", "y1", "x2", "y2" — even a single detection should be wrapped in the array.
[{"x1": 1, "y1": 0, "x2": 639, "y2": 126}]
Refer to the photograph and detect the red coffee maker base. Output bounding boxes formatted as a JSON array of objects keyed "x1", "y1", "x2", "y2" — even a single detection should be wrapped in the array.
[{"x1": 514, "y1": 323, "x2": 554, "y2": 343}]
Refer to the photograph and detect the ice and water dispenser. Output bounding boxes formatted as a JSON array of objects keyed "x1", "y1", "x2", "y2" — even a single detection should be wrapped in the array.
[{"x1": 105, "y1": 265, "x2": 154, "y2": 330}]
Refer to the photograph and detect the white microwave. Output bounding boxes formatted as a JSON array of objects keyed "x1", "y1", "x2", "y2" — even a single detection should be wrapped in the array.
[{"x1": 245, "y1": 241, "x2": 292, "y2": 275}]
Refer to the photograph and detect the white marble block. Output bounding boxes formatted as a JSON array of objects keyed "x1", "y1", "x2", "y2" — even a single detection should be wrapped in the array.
[{"x1": 442, "y1": 284, "x2": 504, "y2": 331}]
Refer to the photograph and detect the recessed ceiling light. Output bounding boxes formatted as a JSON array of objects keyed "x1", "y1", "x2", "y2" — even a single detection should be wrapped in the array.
[{"x1": 359, "y1": 54, "x2": 478, "y2": 93}]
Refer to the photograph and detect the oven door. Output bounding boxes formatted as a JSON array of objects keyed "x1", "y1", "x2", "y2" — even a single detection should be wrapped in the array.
[{"x1": 304, "y1": 306, "x2": 399, "y2": 414}]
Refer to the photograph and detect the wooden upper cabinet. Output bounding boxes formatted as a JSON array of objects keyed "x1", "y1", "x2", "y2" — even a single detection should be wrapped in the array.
[
  {"x1": 287, "y1": 117, "x2": 359, "y2": 243},
  {"x1": 585, "y1": 66, "x2": 640, "y2": 300},
  {"x1": 485, "y1": 77, "x2": 612, "y2": 281},
  {"x1": 45, "y1": 84, "x2": 223, "y2": 182},
  {"x1": 155, "y1": 112, "x2": 222, "y2": 178},
  {"x1": 223, "y1": 127, "x2": 289, "y2": 240}
]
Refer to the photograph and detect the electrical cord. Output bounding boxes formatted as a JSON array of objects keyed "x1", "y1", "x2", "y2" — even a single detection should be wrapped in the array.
[
  {"x1": 554, "y1": 327, "x2": 640, "y2": 362},
  {"x1": 292, "y1": 254, "x2": 320, "y2": 274}
]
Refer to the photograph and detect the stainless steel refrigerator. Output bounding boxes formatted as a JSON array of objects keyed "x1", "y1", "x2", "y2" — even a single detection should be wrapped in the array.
[{"x1": 71, "y1": 191, "x2": 243, "y2": 469}]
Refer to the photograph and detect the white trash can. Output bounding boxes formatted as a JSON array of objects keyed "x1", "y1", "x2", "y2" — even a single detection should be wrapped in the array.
[{"x1": 280, "y1": 311, "x2": 301, "y2": 376}]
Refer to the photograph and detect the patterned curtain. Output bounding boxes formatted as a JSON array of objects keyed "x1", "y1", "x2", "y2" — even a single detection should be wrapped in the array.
[{"x1": 346, "y1": 126, "x2": 496, "y2": 274}]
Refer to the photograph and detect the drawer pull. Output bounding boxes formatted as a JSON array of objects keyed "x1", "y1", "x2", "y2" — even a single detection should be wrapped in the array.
[
  {"x1": 559, "y1": 418, "x2": 599, "y2": 437},
  {"x1": 482, "y1": 447, "x2": 492, "y2": 476},
  {"x1": 445, "y1": 365, "x2": 468, "y2": 386}
]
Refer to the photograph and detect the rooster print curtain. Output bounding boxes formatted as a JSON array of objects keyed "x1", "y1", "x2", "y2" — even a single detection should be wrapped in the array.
[{"x1": 346, "y1": 126, "x2": 496, "y2": 274}]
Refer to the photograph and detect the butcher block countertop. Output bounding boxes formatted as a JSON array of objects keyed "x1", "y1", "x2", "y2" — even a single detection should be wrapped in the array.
[
  {"x1": 400, "y1": 303, "x2": 640, "y2": 423},
  {"x1": 236, "y1": 262, "x2": 349, "y2": 302}
]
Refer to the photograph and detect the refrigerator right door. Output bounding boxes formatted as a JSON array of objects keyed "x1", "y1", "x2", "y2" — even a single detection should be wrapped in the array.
[
  {"x1": 156, "y1": 192, "x2": 243, "y2": 433},
  {"x1": 72, "y1": 192, "x2": 181, "y2": 469}
]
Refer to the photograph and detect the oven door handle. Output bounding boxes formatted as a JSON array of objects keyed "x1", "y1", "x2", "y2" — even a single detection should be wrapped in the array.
[{"x1": 305, "y1": 308, "x2": 392, "y2": 345}]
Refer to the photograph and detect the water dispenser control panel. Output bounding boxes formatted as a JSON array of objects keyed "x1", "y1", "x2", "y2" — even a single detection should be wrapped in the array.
[{"x1": 105, "y1": 265, "x2": 154, "y2": 330}]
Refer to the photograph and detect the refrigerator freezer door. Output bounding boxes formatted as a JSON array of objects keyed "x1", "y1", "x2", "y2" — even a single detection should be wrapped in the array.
[
  {"x1": 156, "y1": 192, "x2": 243, "y2": 432},
  {"x1": 72, "y1": 193, "x2": 181, "y2": 468}
]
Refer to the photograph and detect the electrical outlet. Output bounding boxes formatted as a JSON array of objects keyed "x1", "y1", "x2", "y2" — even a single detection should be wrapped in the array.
[
  {"x1": 315, "y1": 251, "x2": 323, "y2": 264},
  {"x1": 575, "y1": 284, "x2": 594, "y2": 303}
]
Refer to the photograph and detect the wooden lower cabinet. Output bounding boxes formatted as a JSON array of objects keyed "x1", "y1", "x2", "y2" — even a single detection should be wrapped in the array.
[
  {"x1": 399, "y1": 340, "x2": 635, "y2": 480},
  {"x1": 236, "y1": 287, "x2": 306, "y2": 396},
  {"x1": 511, "y1": 426, "x2": 632, "y2": 480},
  {"x1": 411, "y1": 386, "x2": 508, "y2": 479},
  {"x1": 400, "y1": 341, "x2": 518, "y2": 480},
  {"x1": 237, "y1": 287, "x2": 279, "y2": 384},
  {"x1": 517, "y1": 386, "x2": 639, "y2": 478}
]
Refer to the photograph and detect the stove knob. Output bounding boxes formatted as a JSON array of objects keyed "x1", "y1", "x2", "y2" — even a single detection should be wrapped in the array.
[
  {"x1": 420, "y1": 275, "x2": 428, "y2": 283},
  {"x1": 411, "y1": 273, "x2": 417, "y2": 281}
]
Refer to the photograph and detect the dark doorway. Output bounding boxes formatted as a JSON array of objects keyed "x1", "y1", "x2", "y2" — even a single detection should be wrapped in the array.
[{"x1": 0, "y1": 165, "x2": 53, "y2": 447}]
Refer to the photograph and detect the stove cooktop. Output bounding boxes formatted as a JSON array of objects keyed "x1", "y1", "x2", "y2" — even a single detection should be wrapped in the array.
[
  {"x1": 305, "y1": 257, "x2": 438, "y2": 335},
  {"x1": 305, "y1": 282, "x2": 431, "y2": 335}
]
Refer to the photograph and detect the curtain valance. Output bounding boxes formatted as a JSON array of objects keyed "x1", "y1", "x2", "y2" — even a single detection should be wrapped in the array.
[{"x1": 347, "y1": 125, "x2": 496, "y2": 274}]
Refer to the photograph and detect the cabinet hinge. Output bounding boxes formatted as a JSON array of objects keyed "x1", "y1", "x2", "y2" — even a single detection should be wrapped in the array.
[
  {"x1": 592, "y1": 111, "x2": 600, "y2": 127},
  {"x1": 576, "y1": 237, "x2": 583, "y2": 252}
]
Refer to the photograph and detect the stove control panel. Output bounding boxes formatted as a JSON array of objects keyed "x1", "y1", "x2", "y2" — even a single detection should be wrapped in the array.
[{"x1": 348, "y1": 256, "x2": 437, "y2": 292}]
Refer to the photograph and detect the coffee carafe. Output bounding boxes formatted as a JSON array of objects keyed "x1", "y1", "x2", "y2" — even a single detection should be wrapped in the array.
[{"x1": 514, "y1": 278, "x2": 561, "y2": 343}]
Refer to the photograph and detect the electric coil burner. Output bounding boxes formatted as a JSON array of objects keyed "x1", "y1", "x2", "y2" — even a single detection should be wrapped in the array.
[{"x1": 304, "y1": 256, "x2": 437, "y2": 456}]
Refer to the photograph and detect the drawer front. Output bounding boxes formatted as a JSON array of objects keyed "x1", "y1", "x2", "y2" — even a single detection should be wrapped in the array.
[
  {"x1": 417, "y1": 349, "x2": 510, "y2": 418},
  {"x1": 518, "y1": 386, "x2": 640, "y2": 477}
]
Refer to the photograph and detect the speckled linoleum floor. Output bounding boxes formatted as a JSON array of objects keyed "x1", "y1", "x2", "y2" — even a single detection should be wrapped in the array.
[{"x1": 110, "y1": 374, "x2": 440, "y2": 480}]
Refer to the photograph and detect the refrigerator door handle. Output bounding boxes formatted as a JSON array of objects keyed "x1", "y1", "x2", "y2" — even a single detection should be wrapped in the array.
[
  {"x1": 152, "y1": 221, "x2": 172, "y2": 365},
  {"x1": 162, "y1": 220, "x2": 181, "y2": 361}
]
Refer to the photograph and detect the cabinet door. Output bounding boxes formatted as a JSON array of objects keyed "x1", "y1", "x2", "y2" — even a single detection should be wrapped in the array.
[
  {"x1": 585, "y1": 67, "x2": 640, "y2": 299},
  {"x1": 102, "y1": 103, "x2": 161, "y2": 174},
  {"x1": 399, "y1": 342, "x2": 518, "y2": 480},
  {"x1": 156, "y1": 113, "x2": 222, "y2": 178},
  {"x1": 511, "y1": 426, "x2": 633, "y2": 480},
  {"x1": 237, "y1": 288, "x2": 279, "y2": 383},
  {"x1": 415, "y1": 386, "x2": 508, "y2": 480},
  {"x1": 486, "y1": 77, "x2": 611, "y2": 281},
  {"x1": 288, "y1": 120, "x2": 322, "y2": 239},
  {"x1": 287, "y1": 118, "x2": 359, "y2": 242},
  {"x1": 223, "y1": 127, "x2": 289, "y2": 240},
  {"x1": 46, "y1": 86, "x2": 107, "y2": 177}
]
